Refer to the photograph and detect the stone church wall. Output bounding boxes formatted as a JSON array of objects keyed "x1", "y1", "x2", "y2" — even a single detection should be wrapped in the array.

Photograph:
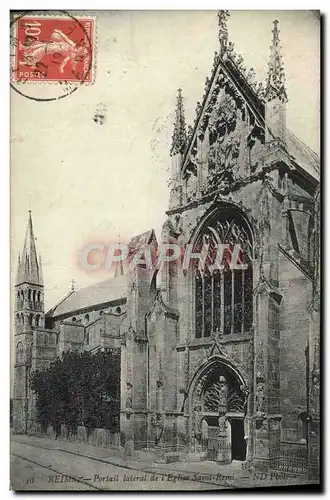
[{"x1": 279, "y1": 253, "x2": 311, "y2": 443}]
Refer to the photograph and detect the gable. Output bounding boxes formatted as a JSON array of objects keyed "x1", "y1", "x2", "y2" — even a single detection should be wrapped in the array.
[
  {"x1": 179, "y1": 48, "x2": 319, "y2": 196},
  {"x1": 181, "y1": 56, "x2": 265, "y2": 189}
]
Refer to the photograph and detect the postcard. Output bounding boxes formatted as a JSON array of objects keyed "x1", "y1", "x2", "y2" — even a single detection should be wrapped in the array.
[{"x1": 10, "y1": 10, "x2": 320, "y2": 491}]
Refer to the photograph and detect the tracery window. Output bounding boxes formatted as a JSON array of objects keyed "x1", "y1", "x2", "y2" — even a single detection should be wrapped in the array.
[{"x1": 194, "y1": 210, "x2": 253, "y2": 338}]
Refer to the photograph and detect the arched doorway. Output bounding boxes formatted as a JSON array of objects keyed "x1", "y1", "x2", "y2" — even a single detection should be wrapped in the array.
[{"x1": 189, "y1": 358, "x2": 249, "y2": 464}]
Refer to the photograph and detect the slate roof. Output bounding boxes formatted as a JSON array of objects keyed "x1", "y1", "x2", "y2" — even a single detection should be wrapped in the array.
[
  {"x1": 46, "y1": 228, "x2": 157, "y2": 319},
  {"x1": 46, "y1": 274, "x2": 127, "y2": 318},
  {"x1": 16, "y1": 211, "x2": 43, "y2": 286}
]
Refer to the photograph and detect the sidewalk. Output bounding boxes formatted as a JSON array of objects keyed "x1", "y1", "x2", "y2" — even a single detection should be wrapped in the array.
[{"x1": 11, "y1": 433, "x2": 316, "y2": 489}]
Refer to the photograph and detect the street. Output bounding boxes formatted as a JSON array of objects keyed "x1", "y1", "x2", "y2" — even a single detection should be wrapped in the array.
[
  {"x1": 10, "y1": 434, "x2": 319, "y2": 491},
  {"x1": 10, "y1": 436, "x2": 224, "y2": 491}
]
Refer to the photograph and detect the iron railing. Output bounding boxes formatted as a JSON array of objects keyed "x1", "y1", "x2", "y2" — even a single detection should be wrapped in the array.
[{"x1": 270, "y1": 447, "x2": 308, "y2": 475}]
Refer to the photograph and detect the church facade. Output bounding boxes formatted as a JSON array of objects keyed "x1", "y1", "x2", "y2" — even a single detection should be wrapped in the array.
[{"x1": 13, "y1": 12, "x2": 320, "y2": 475}]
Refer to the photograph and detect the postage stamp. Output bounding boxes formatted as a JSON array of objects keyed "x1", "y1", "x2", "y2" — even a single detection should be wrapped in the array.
[{"x1": 11, "y1": 14, "x2": 94, "y2": 84}]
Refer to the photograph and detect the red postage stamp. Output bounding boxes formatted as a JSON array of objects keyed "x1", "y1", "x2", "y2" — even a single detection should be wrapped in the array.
[{"x1": 12, "y1": 15, "x2": 94, "y2": 84}]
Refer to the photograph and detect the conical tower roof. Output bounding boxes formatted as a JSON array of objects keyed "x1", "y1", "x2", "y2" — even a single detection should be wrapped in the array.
[{"x1": 15, "y1": 211, "x2": 43, "y2": 286}]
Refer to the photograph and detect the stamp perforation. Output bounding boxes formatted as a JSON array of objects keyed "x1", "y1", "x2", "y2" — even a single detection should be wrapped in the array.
[{"x1": 10, "y1": 11, "x2": 97, "y2": 91}]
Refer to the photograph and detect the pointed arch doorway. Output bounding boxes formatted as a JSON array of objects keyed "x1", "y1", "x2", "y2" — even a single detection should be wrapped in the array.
[{"x1": 189, "y1": 358, "x2": 249, "y2": 464}]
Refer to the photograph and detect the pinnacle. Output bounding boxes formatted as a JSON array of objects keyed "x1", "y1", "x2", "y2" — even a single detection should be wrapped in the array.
[
  {"x1": 264, "y1": 19, "x2": 288, "y2": 103},
  {"x1": 170, "y1": 88, "x2": 187, "y2": 156}
]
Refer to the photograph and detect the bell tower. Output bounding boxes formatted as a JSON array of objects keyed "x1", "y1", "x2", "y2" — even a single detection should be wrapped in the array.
[{"x1": 13, "y1": 210, "x2": 44, "y2": 434}]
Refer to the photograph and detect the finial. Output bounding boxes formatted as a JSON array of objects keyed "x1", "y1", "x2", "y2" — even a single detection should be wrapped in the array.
[
  {"x1": 264, "y1": 19, "x2": 288, "y2": 103},
  {"x1": 71, "y1": 278, "x2": 76, "y2": 291},
  {"x1": 114, "y1": 225, "x2": 125, "y2": 277},
  {"x1": 28, "y1": 194, "x2": 32, "y2": 212},
  {"x1": 217, "y1": 10, "x2": 230, "y2": 55},
  {"x1": 170, "y1": 88, "x2": 187, "y2": 156},
  {"x1": 273, "y1": 19, "x2": 279, "y2": 36}
]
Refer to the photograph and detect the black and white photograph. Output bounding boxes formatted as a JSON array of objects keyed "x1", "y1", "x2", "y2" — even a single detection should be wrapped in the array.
[{"x1": 9, "y1": 9, "x2": 321, "y2": 491}]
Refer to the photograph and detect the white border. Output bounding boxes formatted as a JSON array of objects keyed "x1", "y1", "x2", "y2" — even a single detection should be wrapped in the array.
[{"x1": 3, "y1": 2, "x2": 327, "y2": 499}]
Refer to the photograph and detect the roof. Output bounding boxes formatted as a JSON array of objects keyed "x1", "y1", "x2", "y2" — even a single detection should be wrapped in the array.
[
  {"x1": 47, "y1": 228, "x2": 156, "y2": 319},
  {"x1": 286, "y1": 128, "x2": 320, "y2": 181},
  {"x1": 16, "y1": 211, "x2": 43, "y2": 286},
  {"x1": 47, "y1": 273, "x2": 127, "y2": 318}
]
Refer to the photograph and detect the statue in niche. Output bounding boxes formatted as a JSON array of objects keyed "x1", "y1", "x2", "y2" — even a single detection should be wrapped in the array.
[
  {"x1": 192, "y1": 404, "x2": 203, "y2": 442},
  {"x1": 255, "y1": 372, "x2": 266, "y2": 416},
  {"x1": 126, "y1": 382, "x2": 132, "y2": 408}
]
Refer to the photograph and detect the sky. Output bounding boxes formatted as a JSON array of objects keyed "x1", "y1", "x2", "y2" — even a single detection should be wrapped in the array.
[{"x1": 10, "y1": 10, "x2": 320, "y2": 311}]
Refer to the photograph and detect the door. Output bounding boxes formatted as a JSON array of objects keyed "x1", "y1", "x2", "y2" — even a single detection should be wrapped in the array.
[{"x1": 231, "y1": 418, "x2": 246, "y2": 461}]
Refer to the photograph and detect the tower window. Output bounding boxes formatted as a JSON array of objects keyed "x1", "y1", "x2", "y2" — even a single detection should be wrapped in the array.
[
  {"x1": 28, "y1": 313, "x2": 33, "y2": 326},
  {"x1": 194, "y1": 211, "x2": 253, "y2": 338},
  {"x1": 35, "y1": 315, "x2": 40, "y2": 327},
  {"x1": 72, "y1": 317, "x2": 76, "y2": 322},
  {"x1": 33, "y1": 290, "x2": 36, "y2": 302},
  {"x1": 28, "y1": 289, "x2": 32, "y2": 301},
  {"x1": 38, "y1": 291, "x2": 41, "y2": 303},
  {"x1": 85, "y1": 314, "x2": 90, "y2": 323}
]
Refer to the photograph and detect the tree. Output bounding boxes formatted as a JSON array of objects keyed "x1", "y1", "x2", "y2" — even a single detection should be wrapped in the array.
[{"x1": 30, "y1": 348, "x2": 120, "y2": 436}]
